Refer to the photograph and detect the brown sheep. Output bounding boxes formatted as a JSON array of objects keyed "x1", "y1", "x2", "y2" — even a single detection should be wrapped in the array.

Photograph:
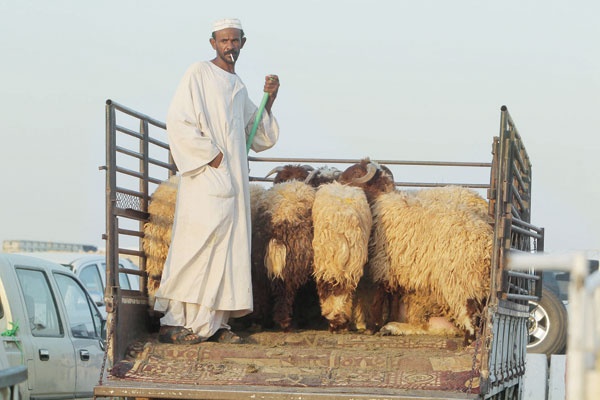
[{"x1": 253, "y1": 165, "x2": 320, "y2": 331}]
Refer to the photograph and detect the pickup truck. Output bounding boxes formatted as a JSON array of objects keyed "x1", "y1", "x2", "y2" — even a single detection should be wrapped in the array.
[
  {"x1": 94, "y1": 101, "x2": 544, "y2": 399},
  {"x1": 12, "y1": 252, "x2": 141, "y2": 319},
  {"x1": 0, "y1": 253, "x2": 105, "y2": 399}
]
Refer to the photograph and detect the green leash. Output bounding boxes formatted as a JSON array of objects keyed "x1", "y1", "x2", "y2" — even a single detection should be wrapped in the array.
[{"x1": 246, "y1": 92, "x2": 270, "y2": 154}]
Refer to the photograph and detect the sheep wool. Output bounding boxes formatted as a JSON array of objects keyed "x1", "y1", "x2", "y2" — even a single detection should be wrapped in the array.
[
  {"x1": 369, "y1": 189, "x2": 493, "y2": 336},
  {"x1": 142, "y1": 175, "x2": 180, "y2": 300},
  {"x1": 259, "y1": 179, "x2": 316, "y2": 331},
  {"x1": 412, "y1": 186, "x2": 490, "y2": 221},
  {"x1": 312, "y1": 181, "x2": 372, "y2": 331}
]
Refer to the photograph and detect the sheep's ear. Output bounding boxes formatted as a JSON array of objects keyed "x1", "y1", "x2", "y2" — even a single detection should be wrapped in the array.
[
  {"x1": 265, "y1": 239, "x2": 286, "y2": 279},
  {"x1": 381, "y1": 165, "x2": 394, "y2": 181}
]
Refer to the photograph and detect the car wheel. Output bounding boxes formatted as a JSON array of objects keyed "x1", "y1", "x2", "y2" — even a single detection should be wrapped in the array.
[{"x1": 527, "y1": 285, "x2": 568, "y2": 356}]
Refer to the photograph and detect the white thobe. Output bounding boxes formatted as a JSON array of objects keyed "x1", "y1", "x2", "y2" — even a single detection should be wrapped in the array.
[{"x1": 154, "y1": 61, "x2": 279, "y2": 335}]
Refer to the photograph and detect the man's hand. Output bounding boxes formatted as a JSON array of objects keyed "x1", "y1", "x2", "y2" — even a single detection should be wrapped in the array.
[
  {"x1": 209, "y1": 152, "x2": 223, "y2": 168},
  {"x1": 264, "y1": 75, "x2": 279, "y2": 114}
]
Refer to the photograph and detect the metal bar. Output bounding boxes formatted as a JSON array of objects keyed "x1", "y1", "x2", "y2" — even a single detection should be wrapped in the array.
[
  {"x1": 107, "y1": 99, "x2": 166, "y2": 129},
  {"x1": 115, "y1": 186, "x2": 147, "y2": 200},
  {"x1": 117, "y1": 228, "x2": 143, "y2": 238},
  {"x1": 116, "y1": 166, "x2": 145, "y2": 180},
  {"x1": 116, "y1": 145, "x2": 142, "y2": 160},
  {"x1": 511, "y1": 183, "x2": 526, "y2": 214},
  {"x1": 511, "y1": 160, "x2": 526, "y2": 192},
  {"x1": 506, "y1": 270, "x2": 540, "y2": 281},
  {"x1": 512, "y1": 217, "x2": 544, "y2": 233},
  {"x1": 250, "y1": 176, "x2": 490, "y2": 189},
  {"x1": 105, "y1": 102, "x2": 118, "y2": 291},
  {"x1": 118, "y1": 247, "x2": 145, "y2": 257},
  {"x1": 510, "y1": 225, "x2": 544, "y2": 240},
  {"x1": 249, "y1": 156, "x2": 492, "y2": 168},
  {"x1": 507, "y1": 287, "x2": 533, "y2": 298},
  {"x1": 114, "y1": 207, "x2": 149, "y2": 221},
  {"x1": 115, "y1": 124, "x2": 144, "y2": 140},
  {"x1": 139, "y1": 119, "x2": 150, "y2": 297},
  {"x1": 148, "y1": 135, "x2": 170, "y2": 150},
  {"x1": 511, "y1": 141, "x2": 528, "y2": 176},
  {"x1": 149, "y1": 157, "x2": 176, "y2": 172},
  {"x1": 118, "y1": 267, "x2": 144, "y2": 277}
]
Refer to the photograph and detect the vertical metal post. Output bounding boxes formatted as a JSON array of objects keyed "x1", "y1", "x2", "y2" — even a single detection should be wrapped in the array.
[
  {"x1": 105, "y1": 100, "x2": 118, "y2": 293},
  {"x1": 104, "y1": 99, "x2": 119, "y2": 365},
  {"x1": 567, "y1": 252, "x2": 589, "y2": 399},
  {"x1": 139, "y1": 120, "x2": 150, "y2": 295}
]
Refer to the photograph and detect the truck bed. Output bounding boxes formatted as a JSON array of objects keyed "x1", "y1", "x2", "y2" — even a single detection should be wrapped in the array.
[{"x1": 96, "y1": 328, "x2": 480, "y2": 399}]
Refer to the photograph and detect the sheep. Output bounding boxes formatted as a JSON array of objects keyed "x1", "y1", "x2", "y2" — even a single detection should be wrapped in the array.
[
  {"x1": 253, "y1": 165, "x2": 318, "y2": 331},
  {"x1": 311, "y1": 180, "x2": 372, "y2": 332},
  {"x1": 142, "y1": 174, "x2": 179, "y2": 302},
  {"x1": 339, "y1": 158, "x2": 492, "y2": 340}
]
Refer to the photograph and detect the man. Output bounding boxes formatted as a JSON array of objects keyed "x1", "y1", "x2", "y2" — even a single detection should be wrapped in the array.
[{"x1": 153, "y1": 18, "x2": 280, "y2": 344}]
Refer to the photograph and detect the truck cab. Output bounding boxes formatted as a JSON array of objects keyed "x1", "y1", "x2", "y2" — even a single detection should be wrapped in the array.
[{"x1": 0, "y1": 253, "x2": 105, "y2": 399}]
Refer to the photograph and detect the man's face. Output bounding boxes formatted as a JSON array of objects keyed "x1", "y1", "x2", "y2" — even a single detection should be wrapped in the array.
[{"x1": 210, "y1": 28, "x2": 246, "y2": 63}]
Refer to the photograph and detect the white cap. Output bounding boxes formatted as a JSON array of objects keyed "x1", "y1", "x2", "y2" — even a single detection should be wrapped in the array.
[{"x1": 212, "y1": 18, "x2": 243, "y2": 33}]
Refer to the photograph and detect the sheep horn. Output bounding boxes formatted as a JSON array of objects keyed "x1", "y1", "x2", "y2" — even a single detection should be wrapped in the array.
[
  {"x1": 304, "y1": 168, "x2": 319, "y2": 184},
  {"x1": 301, "y1": 164, "x2": 315, "y2": 171},
  {"x1": 352, "y1": 162, "x2": 378, "y2": 184},
  {"x1": 265, "y1": 166, "x2": 285, "y2": 178}
]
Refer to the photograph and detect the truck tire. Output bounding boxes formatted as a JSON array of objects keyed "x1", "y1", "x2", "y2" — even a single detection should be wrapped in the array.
[{"x1": 527, "y1": 286, "x2": 568, "y2": 356}]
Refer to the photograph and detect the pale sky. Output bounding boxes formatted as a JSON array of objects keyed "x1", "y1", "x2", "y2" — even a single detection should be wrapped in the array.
[{"x1": 1, "y1": 1, "x2": 598, "y2": 257}]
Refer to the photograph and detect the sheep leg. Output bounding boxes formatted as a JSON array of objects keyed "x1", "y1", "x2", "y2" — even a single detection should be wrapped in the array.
[
  {"x1": 367, "y1": 283, "x2": 390, "y2": 333},
  {"x1": 271, "y1": 278, "x2": 296, "y2": 332}
]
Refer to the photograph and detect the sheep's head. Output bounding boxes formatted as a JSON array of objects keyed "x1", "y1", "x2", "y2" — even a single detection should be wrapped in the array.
[
  {"x1": 305, "y1": 166, "x2": 342, "y2": 187},
  {"x1": 265, "y1": 164, "x2": 314, "y2": 184},
  {"x1": 338, "y1": 158, "x2": 395, "y2": 203}
]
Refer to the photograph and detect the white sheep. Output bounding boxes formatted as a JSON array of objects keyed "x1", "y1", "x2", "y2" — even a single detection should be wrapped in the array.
[
  {"x1": 369, "y1": 188, "x2": 492, "y2": 338},
  {"x1": 339, "y1": 159, "x2": 492, "y2": 340},
  {"x1": 311, "y1": 181, "x2": 372, "y2": 332}
]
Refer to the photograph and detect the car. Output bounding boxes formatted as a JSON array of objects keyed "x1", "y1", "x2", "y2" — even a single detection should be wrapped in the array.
[
  {"x1": 0, "y1": 253, "x2": 105, "y2": 399},
  {"x1": 13, "y1": 252, "x2": 140, "y2": 318},
  {"x1": 527, "y1": 259, "x2": 599, "y2": 356},
  {"x1": 0, "y1": 339, "x2": 27, "y2": 400}
]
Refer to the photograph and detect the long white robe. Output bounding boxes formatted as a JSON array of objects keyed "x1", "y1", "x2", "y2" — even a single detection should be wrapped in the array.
[{"x1": 154, "y1": 61, "x2": 279, "y2": 322}]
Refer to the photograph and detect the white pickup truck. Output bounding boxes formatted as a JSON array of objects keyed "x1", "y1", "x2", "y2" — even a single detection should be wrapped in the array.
[{"x1": 0, "y1": 253, "x2": 105, "y2": 399}]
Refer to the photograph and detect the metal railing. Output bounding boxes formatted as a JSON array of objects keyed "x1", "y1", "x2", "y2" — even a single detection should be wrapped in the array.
[
  {"x1": 103, "y1": 101, "x2": 544, "y2": 399},
  {"x1": 103, "y1": 99, "x2": 175, "y2": 362},
  {"x1": 480, "y1": 106, "x2": 544, "y2": 399}
]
